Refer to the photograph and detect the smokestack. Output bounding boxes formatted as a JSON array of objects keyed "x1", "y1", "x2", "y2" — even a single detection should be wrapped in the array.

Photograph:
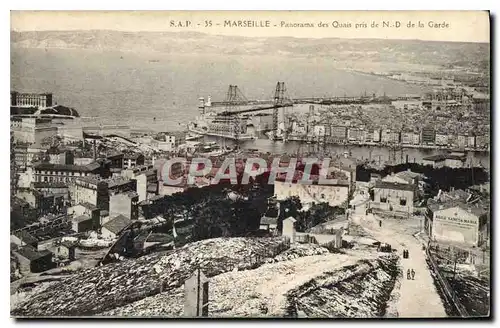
[{"x1": 93, "y1": 140, "x2": 97, "y2": 161}]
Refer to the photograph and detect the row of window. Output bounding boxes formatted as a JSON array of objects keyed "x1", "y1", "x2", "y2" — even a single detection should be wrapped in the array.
[
  {"x1": 36, "y1": 171, "x2": 90, "y2": 177},
  {"x1": 380, "y1": 196, "x2": 407, "y2": 206},
  {"x1": 36, "y1": 176, "x2": 75, "y2": 183},
  {"x1": 285, "y1": 191, "x2": 342, "y2": 201}
]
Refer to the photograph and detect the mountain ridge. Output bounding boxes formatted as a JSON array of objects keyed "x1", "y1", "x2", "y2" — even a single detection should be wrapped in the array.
[{"x1": 11, "y1": 30, "x2": 490, "y2": 68}]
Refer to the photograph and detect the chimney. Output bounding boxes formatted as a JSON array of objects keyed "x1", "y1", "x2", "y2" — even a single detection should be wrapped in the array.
[{"x1": 93, "y1": 140, "x2": 97, "y2": 161}]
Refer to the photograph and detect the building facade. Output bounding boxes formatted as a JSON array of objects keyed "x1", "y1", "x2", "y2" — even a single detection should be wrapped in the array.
[
  {"x1": 33, "y1": 162, "x2": 101, "y2": 184},
  {"x1": 421, "y1": 127, "x2": 436, "y2": 145},
  {"x1": 11, "y1": 92, "x2": 53, "y2": 108},
  {"x1": 274, "y1": 180, "x2": 350, "y2": 207},
  {"x1": 370, "y1": 181, "x2": 416, "y2": 215},
  {"x1": 123, "y1": 153, "x2": 145, "y2": 169},
  {"x1": 11, "y1": 117, "x2": 59, "y2": 145},
  {"x1": 121, "y1": 165, "x2": 158, "y2": 202},
  {"x1": 426, "y1": 205, "x2": 488, "y2": 247},
  {"x1": 109, "y1": 192, "x2": 139, "y2": 221}
]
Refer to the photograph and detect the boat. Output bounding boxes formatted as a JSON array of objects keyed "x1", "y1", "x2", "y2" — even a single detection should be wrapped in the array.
[
  {"x1": 265, "y1": 130, "x2": 285, "y2": 141},
  {"x1": 186, "y1": 133, "x2": 203, "y2": 141},
  {"x1": 188, "y1": 112, "x2": 255, "y2": 141},
  {"x1": 195, "y1": 141, "x2": 232, "y2": 157}
]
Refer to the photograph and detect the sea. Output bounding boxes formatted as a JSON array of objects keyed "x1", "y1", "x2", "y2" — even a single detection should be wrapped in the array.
[
  {"x1": 10, "y1": 47, "x2": 490, "y2": 169},
  {"x1": 11, "y1": 47, "x2": 430, "y2": 131}
]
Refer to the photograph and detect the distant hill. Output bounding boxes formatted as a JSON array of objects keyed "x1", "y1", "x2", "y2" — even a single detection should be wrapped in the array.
[{"x1": 11, "y1": 30, "x2": 490, "y2": 69}]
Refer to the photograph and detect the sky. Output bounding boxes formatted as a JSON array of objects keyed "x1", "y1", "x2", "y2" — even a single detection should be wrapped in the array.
[{"x1": 10, "y1": 11, "x2": 490, "y2": 43}]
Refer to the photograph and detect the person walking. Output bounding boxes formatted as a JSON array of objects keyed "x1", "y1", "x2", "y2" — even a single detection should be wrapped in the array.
[
  {"x1": 411, "y1": 269, "x2": 415, "y2": 280},
  {"x1": 407, "y1": 269, "x2": 411, "y2": 280}
]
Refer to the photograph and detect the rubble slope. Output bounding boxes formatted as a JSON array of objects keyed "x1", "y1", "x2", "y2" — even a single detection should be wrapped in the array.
[
  {"x1": 12, "y1": 237, "x2": 287, "y2": 317},
  {"x1": 287, "y1": 255, "x2": 400, "y2": 318},
  {"x1": 102, "y1": 245, "x2": 377, "y2": 317}
]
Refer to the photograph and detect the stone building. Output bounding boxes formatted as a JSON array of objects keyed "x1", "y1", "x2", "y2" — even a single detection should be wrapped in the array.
[
  {"x1": 33, "y1": 162, "x2": 102, "y2": 184},
  {"x1": 425, "y1": 202, "x2": 489, "y2": 247},
  {"x1": 370, "y1": 181, "x2": 416, "y2": 216},
  {"x1": 11, "y1": 91, "x2": 53, "y2": 108},
  {"x1": 121, "y1": 165, "x2": 158, "y2": 202},
  {"x1": 12, "y1": 245, "x2": 53, "y2": 273},
  {"x1": 101, "y1": 214, "x2": 132, "y2": 239},
  {"x1": 11, "y1": 117, "x2": 58, "y2": 145},
  {"x1": 109, "y1": 192, "x2": 139, "y2": 222},
  {"x1": 274, "y1": 180, "x2": 350, "y2": 208}
]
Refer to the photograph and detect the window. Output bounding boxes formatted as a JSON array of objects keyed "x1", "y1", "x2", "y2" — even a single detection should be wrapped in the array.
[
  {"x1": 380, "y1": 196, "x2": 387, "y2": 203},
  {"x1": 44, "y1": 177, "x2": 48, "y2": 182},
  {"x1": 400, "y1": 198, "x2": 407, "y2": 206},
  {"x1": 321, "y1": 193, "x2": 325, "y2": 199}
]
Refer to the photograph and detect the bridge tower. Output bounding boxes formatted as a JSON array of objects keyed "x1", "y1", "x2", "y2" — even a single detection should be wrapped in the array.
[
  {"x1": 272, "y1": 82, "x2": 291, "y2": 141},
  {"x1": 225, "y1": 85, "x2": 247, "y2": 144}
]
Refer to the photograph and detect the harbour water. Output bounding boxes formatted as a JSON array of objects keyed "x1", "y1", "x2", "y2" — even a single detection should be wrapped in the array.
[
  {"x1": 204, "y1": 136, "x2": 490, "y2": 170},
  {"x1": 12, "y1": 48, "x2": 427, "y2": 132},
  {"x1": 11, "y1": 47, "x2": 490, "y2": 170}
]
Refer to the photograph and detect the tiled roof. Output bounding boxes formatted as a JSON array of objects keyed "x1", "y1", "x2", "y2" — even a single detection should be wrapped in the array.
[
  {"x1": 72, "y1": 215, "x2": 92, "y2": 223},
  {"x1": 34, "y1": 162, "x2": 100, "y2": 172},
  {"x1": 124, "y1": 153, "x2": 144, "y2": 160},
  {"x1": 79, "y1": 202, "x2": 99, "y2": 211},
  {"x1": 14, "y1": 245, "x2": 52, "y2": 261},
  {"x1": 12, "y1": 230, "x2": 38, "y2": 244},
  {"x1": 374, "y1": 181, "x2": 415, "y2": 191},
  {"x1": 102, "y1": 214, "x2": 131, "y2": 235},
  {"x1": 260, "y1": 216, "x2": 278, "y2": 225}
]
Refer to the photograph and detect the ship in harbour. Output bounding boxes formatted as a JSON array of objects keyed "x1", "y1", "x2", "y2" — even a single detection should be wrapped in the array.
[{"x1": 187, "y1": 96, "x2": 256, "y2": 141}]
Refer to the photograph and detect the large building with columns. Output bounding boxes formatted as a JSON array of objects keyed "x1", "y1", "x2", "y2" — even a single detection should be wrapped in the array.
[{"x1": 11, "y1": 92, "x2": 53, "y2": 108}]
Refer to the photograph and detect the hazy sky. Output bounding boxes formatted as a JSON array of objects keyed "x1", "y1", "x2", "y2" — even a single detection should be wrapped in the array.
[{"x1": 11, "y1": 11, "x2": 490, "y2": 43}]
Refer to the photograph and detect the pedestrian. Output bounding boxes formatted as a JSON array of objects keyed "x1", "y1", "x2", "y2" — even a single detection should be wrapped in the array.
[
  {"x1": 411, "y1": 269, "x2": 415, "y2": 280},
  {"x1": 379, "y1": 220, "x2": 382, "y2": 228},
  {"x1": 407, "y1": 250, "x2": 410, "y2": 258},
  {"x1": 407, "y1": 269, "x2": 411, "y2": 280}
]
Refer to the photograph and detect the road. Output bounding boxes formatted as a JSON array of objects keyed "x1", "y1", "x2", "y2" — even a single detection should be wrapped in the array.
[{"x1": 350, "y1": 196, "x2": 447, "y2": 318}]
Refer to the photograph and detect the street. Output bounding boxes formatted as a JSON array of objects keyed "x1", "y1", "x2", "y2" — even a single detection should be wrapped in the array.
[{"x1": 350, "y1": 194, "x2": 447, "y2": 318}]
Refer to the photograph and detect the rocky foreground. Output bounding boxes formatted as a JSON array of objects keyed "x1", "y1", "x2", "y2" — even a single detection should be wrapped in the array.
[
  {"x1": 102, "y1": 244, "x2": 337, "y2": 317},
  {"x1": 12, "y1": 237, "x2": 289, "y2": 316},
  {"x1": 287, "y1": 255, "x2": 400, "y2": 318},
  {"x1": 13, "y1": 235, "x2": 401, "y2": 318},
  {"x1": 101, "y1": 245, "x2": 395, "y2": 318}
]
